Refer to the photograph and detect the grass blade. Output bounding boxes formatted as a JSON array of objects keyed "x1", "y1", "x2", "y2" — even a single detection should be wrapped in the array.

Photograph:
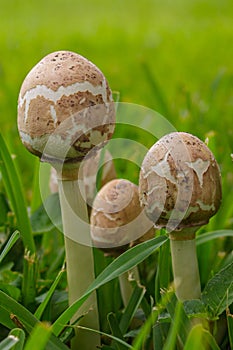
[
  {"x1": 119, "y1": 283, "x2": 146, "y2": 334},
  {"x1": 34, "y1": 264, "x2": 66, "y2": 319},
  {"x1": 0, "y1": 336, "x2": 19, "y2": 350},
  {"x1": 93, "y1": 248, "x2": 119, "y2": 331},
  {"x1": 166, "y1": 294, "x2": 191, "y2": 346},
  {"x1": 53, "y1": 235, "x2": 168, "y2": 335},
  {"x1": 0, "y1": 290, "x2": 69, "y2": 350},
  {"x1": 77, "y1": 325, "x2": 133, "y2": 349},
  {"x1": 153, "y1": 322, "x2": 170, "y2": 350},
  {"x1": 24, "y1": 322, "x2": 52, "y2": 350},
  {"x1": 196, "y1": 230, "x2": 233, "y2": 246},
  {"x1": 108, "y1": 313, "x2": 127, "y2": 350},
  {"x1": 132, "y1": 309, "x2": 159, "y2": 350},
  {"x1": 163, "y1": 301, "x2": 183, "y2": 350},
  {"x1": 0, "y1": 133, "x2": 35, "y2": 253},
  {"x1": 0, "y1": 231, "x2": 20, "y2": 264},
  {"x1": 22, "y1": 251, "x2": 38, "y2": 310},
  {"x1": 9, "y1": 329, "x2": 25, "y2": 350},
  {"x1": 227, "y1": 307, "x2": 233, "y2": 349},
  {"x1": 183, "y1": 324, "x2": 220, "y2": 350},
  {"x1": 141, "y1": 61, "x2": 171, "y2": 118}
]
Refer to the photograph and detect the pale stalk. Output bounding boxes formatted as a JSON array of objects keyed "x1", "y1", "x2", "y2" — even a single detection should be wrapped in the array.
[
  {"x1": 169, "y1": 229, "x2": 201, "y2": 301},
  {"x1": 119, "y1": 266, "x2": 140, "y2": 307},
  {"x1": 57, "y1": 171, "x2": 100, "y2": 350}
]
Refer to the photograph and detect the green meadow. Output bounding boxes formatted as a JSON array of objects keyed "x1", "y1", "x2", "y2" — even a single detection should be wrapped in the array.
[{"x1": 0, "y1": 0, "x2": 232, "y2": 349}]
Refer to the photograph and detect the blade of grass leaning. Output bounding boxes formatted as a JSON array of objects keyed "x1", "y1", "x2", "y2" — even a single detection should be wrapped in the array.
[
  {"x1": 111, "y1": 283, "x2": 146, "y2": 350},
  {"x1": 141, "y1": 61, "x2": 171, "y2": 118},
  {"x1": 132, "y1": 308, "x2": 159, "y2": 350},
  {"x1": 162, "y1": 301, "x2": 183, "y2": 350},
  {"x1": 0, "y1": 192, "x2": 10, "y2": 226},
  {"x1": 22, "y1": 251, "x2": 38, "y2": 310},
  {"x1": 31, "y1": 161, "x2": 51, "y2": 213},
  {"x1": 0, "y1": 134, "x2": 35, "y2": 253},
  {"x1": 0, "y1": 290, "x2": 69, "y2": 350},
  {"x1": 77, "y1": 325, "x2": 133, "y2": 349},
  {"x1": 183, "y1": 324, "x2": 220, "y2": 350},
  {"x1": 153, "y1": 322, "x2": 170, "y2": 350},
  {"x1": 24, "y1": 322, "x2": 52, "y2": 350},
  {"x1": 0, "y1": 231, "x2": 20, "y2": 264},
  {"x1": 93, "y1": 248, "x2": 116, "y2": 331},
  {"x1": 196, "y1": 230, "x2": 233, "y2": 246},
  {"x1": 34, "y1": 264, "x2": 66, "y2": 319},
  {"x1": 0, "y1": 336, "x2": 19, "y2": 350},
  {"x1": 119, "y1": 282, "x2": 146, "y2": 334},
  {"x1": 108, "y1": 313, "x2": 127, "y2": 350},
  {"x1": 9, "y1": 329, "x2": 25, "y2": 350},
  {"x1": 166, "y1": 293, "x2": 191, "y2": 346},
  {"x1": 132, "y1": 289, "x2": 174, "y2": 350},
  {"x1": 155, "y1": 239, "x2": 171, "y2": 301},
  {"x1": 52, "y1": 235, "x2": 168, "y2": 336}
]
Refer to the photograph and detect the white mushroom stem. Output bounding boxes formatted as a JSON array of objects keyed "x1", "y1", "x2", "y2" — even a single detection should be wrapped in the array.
[
  {"x1": 169, "y1": 228, "x2": 201, "y2": 301},
  {"x1": 57, "y1": 170, "x2": 100, "y2": 350},
  {"x1": 119, "y1": 266, "x2": 140, "y2": 308}
]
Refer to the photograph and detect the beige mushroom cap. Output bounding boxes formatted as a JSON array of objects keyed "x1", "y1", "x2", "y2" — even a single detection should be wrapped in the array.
[
  {"x1": 17, "y1": 51, "x2": 115, "y2": 165},
  {"x1": 139, "y1": 132, "x2": 222, "y2": 231},
  {"x1": 90, "y1": 179, "x2": 154, "y2": 255}
]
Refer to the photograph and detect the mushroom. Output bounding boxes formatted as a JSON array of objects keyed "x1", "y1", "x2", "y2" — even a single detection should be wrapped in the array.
[
  {"x1": 17, "y1": 50, "x2": 115, "y2": 349},
  {"x1": 90, "y1": 179, "x2": 154, "y2": 307},
  {"x1": 139, "y1": 132, "x2": 222, "y2": 301}
]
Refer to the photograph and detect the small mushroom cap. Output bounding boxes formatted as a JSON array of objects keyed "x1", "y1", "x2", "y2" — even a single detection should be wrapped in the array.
[
  {"x1": 139, "y1": 132, "x2": 222, "y2": 232},
  {"x1": 17, "y1": 51, "x2": 115, "y2": 166},
  {"x1": 90, "y1": 179, "x2": 154, "y2": 255},
  {"x1": 50, "y1": 149, "x2": 117, "y2": 205}
]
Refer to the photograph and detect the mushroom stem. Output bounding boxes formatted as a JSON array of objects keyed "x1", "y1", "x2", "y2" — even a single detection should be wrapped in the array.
[
  {"x1": 119, "y1": 266, "x2": 140, "y2": 307},
  {"x1": 57, "y1": 173, "x2": 100, "y2": 349},
  {"x1": 169, "y1": 230, "x2": 201, "y2": 301}
]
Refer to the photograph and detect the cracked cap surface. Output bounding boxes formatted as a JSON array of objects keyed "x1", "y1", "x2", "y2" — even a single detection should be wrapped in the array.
[
  {"x1": 90, "y1": 179, "x2": 154, "y2": 254},
  {"x1": 17, "y1": 51, "x2": 115, "y2": 166},
  {"x1": 139, "y1": 132, "x2": 222, "y2": 232}
]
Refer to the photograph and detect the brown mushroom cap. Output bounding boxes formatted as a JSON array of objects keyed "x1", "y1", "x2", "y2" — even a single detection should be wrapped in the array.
[
  {"x1": 90, "y1": 179, "x2": 154, "y2": 256},
  {"x1": 17, "y1": 51, "x2": 115, "y2": 166},
  {"x1": 139, "y1": 132, "x2": 222, "y2": 232}
]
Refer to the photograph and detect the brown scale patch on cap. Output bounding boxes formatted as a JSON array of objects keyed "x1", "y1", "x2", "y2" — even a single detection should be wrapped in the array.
[
  {"x1": 91, "y1": 179, "x2": 154, "y2": 254},
  {"x1": 139, "y1": 132, "x2": 222, "y2": 231},
  {"x1": 19, "y1": 51, "x2": 106, "y2": 96},
  {"x1": 54, "y1": 91, "x2": 106, "y2": 127},
  {"x1": 17, "y1": 50, "x2": 115, "y2": 164},
  {"x1": 19, "y1": 96, "x2": 55, "y2": 137}
]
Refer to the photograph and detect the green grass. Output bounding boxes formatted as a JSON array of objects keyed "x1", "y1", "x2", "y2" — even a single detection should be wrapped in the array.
[{"x1": 0, "y1": 0, "x2": 232, "y2": 349}]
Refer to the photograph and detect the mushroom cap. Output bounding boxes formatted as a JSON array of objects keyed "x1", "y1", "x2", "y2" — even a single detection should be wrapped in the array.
[
  {"x1": 139, "y1": 132, "x2": 222, "y2": 231},
  {"x1": 17, "y1": 51, "x2": 115, "y2": 166},
  {"x1": 90, "y1": 179, "x2": 154, "y2": 255},
  {"x1": 50, "y1": 148, "x2": 117, "y2": 205}
]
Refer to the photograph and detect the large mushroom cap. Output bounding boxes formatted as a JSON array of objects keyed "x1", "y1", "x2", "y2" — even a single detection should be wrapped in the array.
[
  {"x1": 17, "y1": 51, "x2": 115, "y2": 165},
  {"x1": 90, "y1": 179, "x2": 154, "y2": 255},
  {"x1": 139, "y1": 132, "x2": 222, "y2": 231}
]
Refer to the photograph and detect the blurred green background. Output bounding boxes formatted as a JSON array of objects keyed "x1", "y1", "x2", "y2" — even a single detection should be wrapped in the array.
[{"x1": 0, "y1": 0, "x2": 232, "y2": 227}]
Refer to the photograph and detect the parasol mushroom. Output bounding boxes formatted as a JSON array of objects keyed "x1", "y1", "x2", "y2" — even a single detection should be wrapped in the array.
[
  {"x1": 90, "y1": 178, "x2": 154, "y2": 307},
  {"x1": 17, "y1": 50, "x2": 115, "y2": 349},
  {"x1": 139, "y1": 132, "x2": 222, "y2": 301}
]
